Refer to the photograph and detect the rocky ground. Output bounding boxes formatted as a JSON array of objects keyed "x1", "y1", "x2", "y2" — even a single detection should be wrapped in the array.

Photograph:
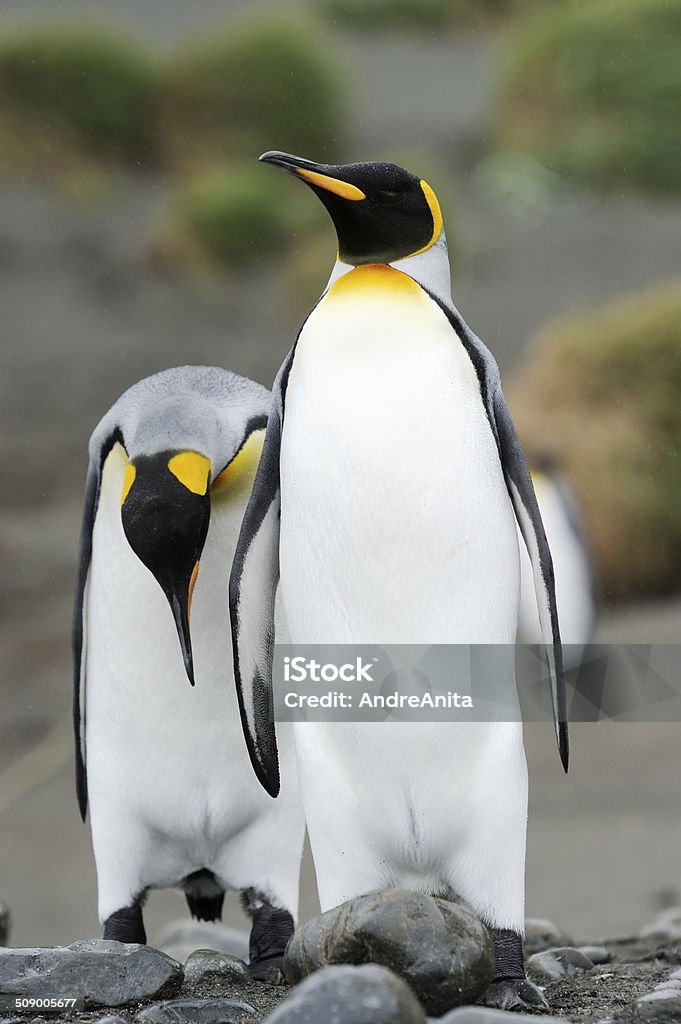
[{"x1": 3, "y1": 896, "x2": 681, "y2": 1024}]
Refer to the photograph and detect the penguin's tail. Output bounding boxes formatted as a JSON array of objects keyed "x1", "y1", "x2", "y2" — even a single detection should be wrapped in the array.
[{"x1": 183, "y1": 869, "x2": 225, "y2": 922}]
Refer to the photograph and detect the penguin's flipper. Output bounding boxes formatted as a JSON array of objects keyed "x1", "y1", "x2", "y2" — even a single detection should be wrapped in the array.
[
  {"x1": 73, "y1": 460, "x2": 99, "y2": 821},
  {"x1": 230, "y1": 349, "x2": 296, "y2": 799},
  {"x1": 424, "y1": 291, "x2": 568, "y2": 771},
  {"x1": 72, "y1": 429, "x2": 124, "y2": 820},
  {"x1": 491, "y1": 388, "x2": 569, "y2": 772}
]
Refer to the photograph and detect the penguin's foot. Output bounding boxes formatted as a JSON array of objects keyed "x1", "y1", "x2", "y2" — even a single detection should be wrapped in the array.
[
  {"x1": 103, "y1": 902, "x2": 146, "y2": 944},
  {"x1": 483, "y1": 977, "x2": 549, "y2": 1012},
  {"x1": 242, "y1": 888, "x2": 294, "y2": 985},
  {"x1": 483, "y1": 925, "x2": 549, "y2": 1012},
  {"x1": 248, "y1": 956, "x2": 286, "y2": 986}
]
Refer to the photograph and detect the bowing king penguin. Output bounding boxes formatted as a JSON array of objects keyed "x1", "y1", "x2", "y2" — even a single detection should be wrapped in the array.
[
  {"x1": 230, "y1": 155, "x2": 569, "y2": 1010},
  {"x1": 73, "y1": 366, "x2": 304, "y2": 978}
]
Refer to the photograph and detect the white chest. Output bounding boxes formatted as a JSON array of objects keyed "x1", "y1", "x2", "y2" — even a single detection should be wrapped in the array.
[{"x1": 279, "y1": 266, "x2": 519, "y2": 643}]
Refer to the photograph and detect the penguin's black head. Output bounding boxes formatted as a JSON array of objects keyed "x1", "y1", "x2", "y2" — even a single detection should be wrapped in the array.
[
  {"x1": 259, "y1": 151, "x2": 443, "y2": 266},
  {"x1": 120, "y1": 449, "x2": 211, "y2": 686}
]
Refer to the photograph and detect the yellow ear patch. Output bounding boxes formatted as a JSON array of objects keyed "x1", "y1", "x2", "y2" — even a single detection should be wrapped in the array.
[
  {"x1": 168, "y1": 451, "x2": 211, "y2": 495},
  {"x1": 296, "y1": 167, "x2": 366, "y2": 201},
  {"x1": 212, "y1": 429, "x2": 266, "y2": 497},
  {"x1": 411, "y1": 179, "x2": 443, "y2": 257},
  {"x1": 120, "y1": 462, "x2": 136, "y2": 506}
]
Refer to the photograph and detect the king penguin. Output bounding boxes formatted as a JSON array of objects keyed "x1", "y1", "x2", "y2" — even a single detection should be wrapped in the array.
[
  {"x1": 229, "y1": 155, "x2": 569, "y2": 1010},
  {"x1": 73, "y1": 365, "x2": 304, "y2": 979}
]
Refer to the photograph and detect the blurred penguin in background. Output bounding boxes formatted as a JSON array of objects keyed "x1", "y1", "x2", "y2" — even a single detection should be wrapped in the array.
[
  {"x1": 518, "y1": 456, "x2": 597, "y2": 663},
  {"x1": 73, "y1": 366, "x2": 304, "y2": 981}
]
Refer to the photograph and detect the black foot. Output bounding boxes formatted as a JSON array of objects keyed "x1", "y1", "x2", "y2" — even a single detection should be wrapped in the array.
[
  {"x1": 103, "y1": 903, "x2": 146, "y2": 944},
  {"x1": 242, "y1": 889, "x2": 294, "y2": 984},
  {"x1": 483, "y1": 977, "x2": 549, "y2": 1012},
  {"x1": 485, "y1": 927, "x2": 548, "y2": 1012},
  {"x1": 248, "y1": 956, "x2": 286, "y2": 986}
]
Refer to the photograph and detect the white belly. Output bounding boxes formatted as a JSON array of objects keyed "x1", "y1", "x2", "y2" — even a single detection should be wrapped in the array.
[{"x1": 280, "y1": 266, "x2": 520, "y2": 644}]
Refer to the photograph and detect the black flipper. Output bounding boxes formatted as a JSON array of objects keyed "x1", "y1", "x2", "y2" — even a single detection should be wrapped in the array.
[
  {"x1": 427, "y1": 290, "x2": 568, "y2": 771},
  {"x1": 229, "y1": 348, "x2": 297, "y2": 798},
  {"x1": 492, "y1": 389, "x2": 569, "y2": 771},
  {"x1": 72, "y1": 429, "x2": 123, "y2": 821}
]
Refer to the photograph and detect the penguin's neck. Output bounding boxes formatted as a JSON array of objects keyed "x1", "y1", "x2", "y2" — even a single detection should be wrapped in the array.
[{"x1": 323, "y1": 230, "x2": 452, "y2": 308}]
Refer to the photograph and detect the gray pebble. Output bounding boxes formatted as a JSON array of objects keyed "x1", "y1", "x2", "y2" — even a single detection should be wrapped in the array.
[
  {"x1": 576, "y1": 945, "x2": 611, "y2": 965},
  {"x1": 654, "y1": 981, "x2": 681, "y2": 992},
  {"x1": 265, "y1": 964, "x2": 426, "y2": 1023},
  {"x1": 526, "y1": 946, "x2": 594, "y2": 982},
  {"x1": 137, "y1": 998, "x2": 255, "y2": 1024},
  {"x1": 635, "y1": 989, "x2": 681, "y2": 1021},
  {"x1": 0, "y1": 940, "x2": 182, "y2": 1008},
  {"x1": 523, "y1": 918, "x2": 572, "y2": 956},
  {"x1": 669, "y1": 968, "x2": 681, "y2": 981},
  {"x1": 284, "y1": 889, "x2": 494, "y2": 1017},
  {"x1": 435, "y1": 1007, "x2": 569, "y2": 1024},
  {"x1": 183, "y1": 950, "x2": 248, "y2": 988},
  {"x1": 639, "y1": 907, "x2": 681, "y2": 941}
]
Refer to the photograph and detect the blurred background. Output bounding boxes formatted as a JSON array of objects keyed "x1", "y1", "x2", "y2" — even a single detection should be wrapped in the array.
[{"x1": 1, "y1": 0, "x2": 680, "y2": 952}]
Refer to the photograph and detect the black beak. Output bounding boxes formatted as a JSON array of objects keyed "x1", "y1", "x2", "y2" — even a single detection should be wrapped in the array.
[
  {"x1": 168, "y1": 586, "x2": 195, "y2": 687},
  {"x1": 259, "y1": 151, "x2": 366, "y2": 202},
  {"x1": 259, "y1": 150, "x2": 324, "y2": 174}
]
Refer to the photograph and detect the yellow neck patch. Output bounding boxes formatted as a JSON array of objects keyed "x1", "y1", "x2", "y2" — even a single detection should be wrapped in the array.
[
  {"x1": 120, "y1": 462, "x2": 136, "y2": 506},
  {"x1": 410, "y1": 179, "x2": 443, "y2": 257},
  {"x1": 212, "y1": 429, "x2": 266, "y2": 497},
  {"x1": 296, "y1": 167, "x2": 366, "y2": 201},
  {"x1": 168, "y1": 451, "x2": 211, "y2": 495},
  {"x1": 327, "y1": 263, "x2": 422, "y2": 302}
]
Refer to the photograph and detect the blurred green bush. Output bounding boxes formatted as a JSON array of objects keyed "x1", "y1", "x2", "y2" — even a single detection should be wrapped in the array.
[
  {"x1": 150, "y1": 163, "x2": 325, "y2": 271},
  {"x1": 0, "y1": 29, "x2": 154, "y2": 170},
  {"x1": 321, "y1": 0, "x2": 554, "y2": 31},
  {"x1": 155, "y1": 16, "x2": 345, "y2": 171},
  {"x1": 497, "y1": 0, "x2": 681, "y2": 192},
  {"x1": 510, "y1": 282, "x2": 681, "y2": 599}
]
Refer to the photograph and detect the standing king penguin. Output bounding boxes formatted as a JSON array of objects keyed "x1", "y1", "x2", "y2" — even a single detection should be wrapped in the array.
[
  {"x1": 230, "y1": 155, "x2": 569, "y2": 1010},
  {"x1": 73, "y1": 366, "x2": 304, "y2": 978}
]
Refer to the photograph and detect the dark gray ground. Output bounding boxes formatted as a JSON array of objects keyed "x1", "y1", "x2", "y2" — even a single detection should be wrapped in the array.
[{"x1": 1, "y1": 0, "x2": 680, "y2": 955}]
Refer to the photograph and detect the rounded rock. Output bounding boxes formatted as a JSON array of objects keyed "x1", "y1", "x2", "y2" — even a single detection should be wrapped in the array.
[
  {"x1": 137, "y1": 998, "x2": 255, "y2": 1024},
  {"x1": 526, "y1": 947, "x2": 594, "y2": 983},
  {"x1": 575, "y1": 946, "x2": 611, "y2": 965},
  {"x1": 183, "y1": 949, "x2": 248, "y2": 988},
  {"x1": 523, "y1": 918, "x2": 571, "y2": 956},
  {"x1": 635, "y1": 989, "x2": 681, "y2": 1021},
  {"x1": 436, "y1": 1007, "x2": 570, "y2": 1024},
  {"x1": 639, "y1": 907, "x2": 681, "y2": 942},
  {"x1": 0, "y1": 940, "x2": 182, "y2": 1008},
  {"x1": 265, "y1": 964, "x2": 426, "y2": 1023},
  {"x1": 284, "y1": 889, "x2": 494, "y2": 1017}
]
